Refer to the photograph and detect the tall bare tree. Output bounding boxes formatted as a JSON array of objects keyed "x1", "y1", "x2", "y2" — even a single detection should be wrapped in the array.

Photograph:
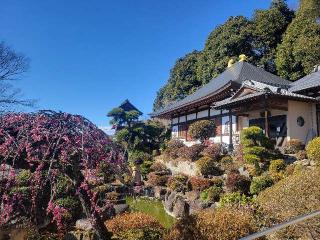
[{"x1": 0, "y1": 41, "x2": 34, "y2": 113}]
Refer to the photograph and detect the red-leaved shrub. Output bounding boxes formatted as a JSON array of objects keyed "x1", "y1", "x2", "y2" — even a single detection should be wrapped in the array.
[
  {"x1": 187, "y1": 177, "x2": 212, "y2": 191},
  {"x1": 201, "y1": 143, "x2": 221, "y2": 160},
  {"x1": 225, "y1": 171, "x2": 251, "y2": 194}
]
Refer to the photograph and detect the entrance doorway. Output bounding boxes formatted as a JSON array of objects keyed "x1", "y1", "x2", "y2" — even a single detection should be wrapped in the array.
[{"x1": 249, "y1": 115, "x2": 287, "y2": 147}]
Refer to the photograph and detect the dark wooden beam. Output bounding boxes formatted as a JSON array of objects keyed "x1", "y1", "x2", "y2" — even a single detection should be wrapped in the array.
[{"x1": 228, "y1": 109, "x2": 234, "y2": 152}]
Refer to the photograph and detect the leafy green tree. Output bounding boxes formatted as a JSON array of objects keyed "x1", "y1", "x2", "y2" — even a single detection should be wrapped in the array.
[
  {"x1": 196, "y1": 16, "x2": 253, "y2": 84},
  {"x1": 276, "y1": 0, "x2": 320, "y2": 80},
  {"x1": 153, "y1": 51, "x2": 201, "y2": 111},
  {"x1": 107, "y1": 108, "x2": 141, "y2": 128},
  {"x1": 252, "y1": 0, "x2": 294, "y2": 73},
  {"x1": 153, "y1": 1, "x2": 294, "y2": 111}
]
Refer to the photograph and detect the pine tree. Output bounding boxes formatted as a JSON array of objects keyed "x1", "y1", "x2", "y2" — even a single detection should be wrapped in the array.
[{"x1": 276, "y1": 0, "x2": 320, "y2": 80}]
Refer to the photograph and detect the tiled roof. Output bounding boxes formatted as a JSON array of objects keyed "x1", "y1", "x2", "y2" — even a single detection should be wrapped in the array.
[
  {"x1": 289, "y1": 71, "x2": 320, "y2": 92},
  {"x1": 151, "y1": 61, "x2": 291, "y2": 117},
  {"x1": 214, "y1": 80, "x2": 317, "y2": 109}
]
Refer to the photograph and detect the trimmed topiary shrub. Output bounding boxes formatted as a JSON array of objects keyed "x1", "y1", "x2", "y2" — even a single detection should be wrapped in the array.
[
  {"x1": 164, "y1": 139, "x2": 184, "y2": 159},
  {"x1": 243, "y1": 146, "x2": 267, "y2": 158},
  {"x1": 257, "y1": 168, "x2": 320, "y2": 239},
  {"x1": 249, "y1": 175, "x2": 273, "y2": 195},
  {"x1": 105, "y1": 212, "x2": 164, "y2": 240},
  {"x1": 269, "y1": 159, "x2": 286, "y2": 173},
  {"x1": 188, "y1": 120, "x2": 216, "y2": 142},
  {"x1": 284, "y1": 139, "x2": 304, "y2": 154},
  {"x1": 196, "y1": 156, "x2": 221, "y2": 177},
  {"x1": 179, "y1": 144, "x2": 205, "y2": 161},
  {"x1": 200, "y1": 185, "x2": 223, "y2": 202},
  {"x1": 240, "y1": 126, "x2": 266, "y2": 147},
  {"x1": 219, "y1": 192, "x2": 252, "y2": 207},
  {"x1": 225, "y1": 171, "x2": 251, "y2": 194},
  {"x1": 187, "y1": 177, "x2": 212, "y2": 191},
  {"x1": 167, "y1": 174, "x2": 188, "y2": 192},
  {"x1": 165, "y1": 207, "x2": 257, "y2": 240},
  {"x1": 201, "y1": 143, "x2": 221, "y2": 160},
  {"x1": 269, "y1": 159, "x2": 286, "y2": 181},
  {"x1": 210, "y1": 177, "x2": 224, "y2": 188},
  {"x1": 147, "y1": 172, "x2": 168, "y2": 187},
  {"x1": 306, "y1": 137, "x2": 320, "y2": 164},
  {"x1": 219, "y1": 155, "x2": 236, "y2": 172}
]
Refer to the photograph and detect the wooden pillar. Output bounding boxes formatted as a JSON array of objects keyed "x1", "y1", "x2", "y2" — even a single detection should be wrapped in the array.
[
  {"x1": 264, "y1": 95, "x2": 269, "y2": 138},
  {"x1": 265, "y1": 110, "x2": 269, "y2": 138},
  {"x1": 185, "y1": 114, "x2": 188, "y2": 141},
  {"x1": 228, "y1": 109, "x2": 234, "y2": 152},
  {"x1": 177, "y1": 114, "x2": 180, "y2": 139},
  {"x1": 220, "y1": 110, "x2": 223, "y2": 144}
]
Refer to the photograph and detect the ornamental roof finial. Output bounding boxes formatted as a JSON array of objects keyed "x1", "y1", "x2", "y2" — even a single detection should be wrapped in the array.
[
  {"x1": 228, "y1": 59, "x2": 235, "y2": 68},
  {"x1": 239, "y1": 54, "x2": 247, "y2": 62}
]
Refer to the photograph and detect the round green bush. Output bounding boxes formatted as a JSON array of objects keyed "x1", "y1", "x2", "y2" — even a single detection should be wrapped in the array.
[
  {"x1": 244, "y1": 154, "x2": 260, "y2": 164},
  {"x1": 240, "y1": 126, "x2": 265, "y2": 147},
  {"x1": 196, "y1": 156, "x2": 221, "y2": 176},
  {"x1": 243, "y1": 146, "x2": 267, "y2": 158},
  {"x1": 249, "y1": 175, "x2": 273, "y2": 195},
  {"x1": 306, "y1": 137, "x2": 320, "y2": 164},
  {"x1": 219, "y1": 192, "x2": 251, "y2": 207},
  {"x1": 219, "y1": 155, "x2": 235, "y2": 171},
  {"x1": 200, "y1": 185, "x2": 223, "y2": 202},
  {"x1": 188, "y1": 120, "x2": 216, "y2": 142},
  {"x1": 269, "y1": 159, "x2": 286, "y2": 173},
  {"x1": 167, "y1": 175, "x2": 188, "y2": 192}
]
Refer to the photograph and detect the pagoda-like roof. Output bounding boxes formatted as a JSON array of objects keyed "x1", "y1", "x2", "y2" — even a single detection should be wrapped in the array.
[
  {"x1": 119, "y1": 99, "x2": 142, "y2": 114},
  {"x1": 151, "y1": 61, "x2": 291, "y2": 117}
]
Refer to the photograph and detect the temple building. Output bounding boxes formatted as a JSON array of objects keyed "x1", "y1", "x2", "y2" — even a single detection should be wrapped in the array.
[{"x1": 151, "y1": 60, "x2": 320, "y2": 149}]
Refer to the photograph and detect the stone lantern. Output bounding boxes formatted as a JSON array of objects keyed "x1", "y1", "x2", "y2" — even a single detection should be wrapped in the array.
[{"x1": 132, "y1": 158, "x2": 143, "y2": 186}]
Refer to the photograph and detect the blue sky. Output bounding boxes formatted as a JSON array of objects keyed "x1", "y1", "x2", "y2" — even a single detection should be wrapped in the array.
[{"x1": 0, "y1": 0, "x2": 298, "y2": 129}]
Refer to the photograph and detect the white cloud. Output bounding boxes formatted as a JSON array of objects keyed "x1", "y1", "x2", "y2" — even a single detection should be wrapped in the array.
[{"x1": 99, "y1": 126, "x2": 115, "y2": 136}]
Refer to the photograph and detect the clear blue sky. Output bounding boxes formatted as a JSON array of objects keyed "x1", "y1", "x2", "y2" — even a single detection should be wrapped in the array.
[{"x1": 1, "y1": 0, "x2": 298, "y2": 129}]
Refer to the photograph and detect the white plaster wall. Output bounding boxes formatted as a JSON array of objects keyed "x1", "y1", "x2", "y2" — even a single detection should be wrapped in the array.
[
  {"x1": 287, "y1": 100, "x2": 316, "y2": 144},
  {"x1": 197, "y1": 110, "x2": 209, "y2": 119},
  {"x1": 179, "y1": 115, "x2": 186, "y2": 123},
  {"x1": 172, "y1": 118, "x2": 179, "y2": 124},
  {"x1": 210, "y1": 109, "x2": 220, "y2": 116},
  {"x1": 187, "y1": 113, "x2": 197, "y2": 120}
]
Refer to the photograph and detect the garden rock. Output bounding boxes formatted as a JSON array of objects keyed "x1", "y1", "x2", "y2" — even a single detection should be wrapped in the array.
[
  {"x1": 185, "y1": 191, "x2": 200, "y2": 202},
  {"x1": 164, "y1": 190, "x2": 176, "y2": 212},
  {"x1": 113, "y1": 204, "x2": 129, "y2": 215},
  {"x1": 172, "y1": 195, "x2": 189, "y2": 218},
  {"x1": 153, "y1": 186, "x2": 167, "y2": 200},
  {"x1": 75, "y1": 219, "x2": 93, "y2": 231},
  {"x1": 238, "y1": 166, "x2": 250, "y2": 178}
]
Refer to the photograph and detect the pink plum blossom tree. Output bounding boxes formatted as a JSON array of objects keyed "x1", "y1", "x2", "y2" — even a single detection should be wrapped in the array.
[{"x1": 0, "y1": 110, "x2": 125, "y2": 239}]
